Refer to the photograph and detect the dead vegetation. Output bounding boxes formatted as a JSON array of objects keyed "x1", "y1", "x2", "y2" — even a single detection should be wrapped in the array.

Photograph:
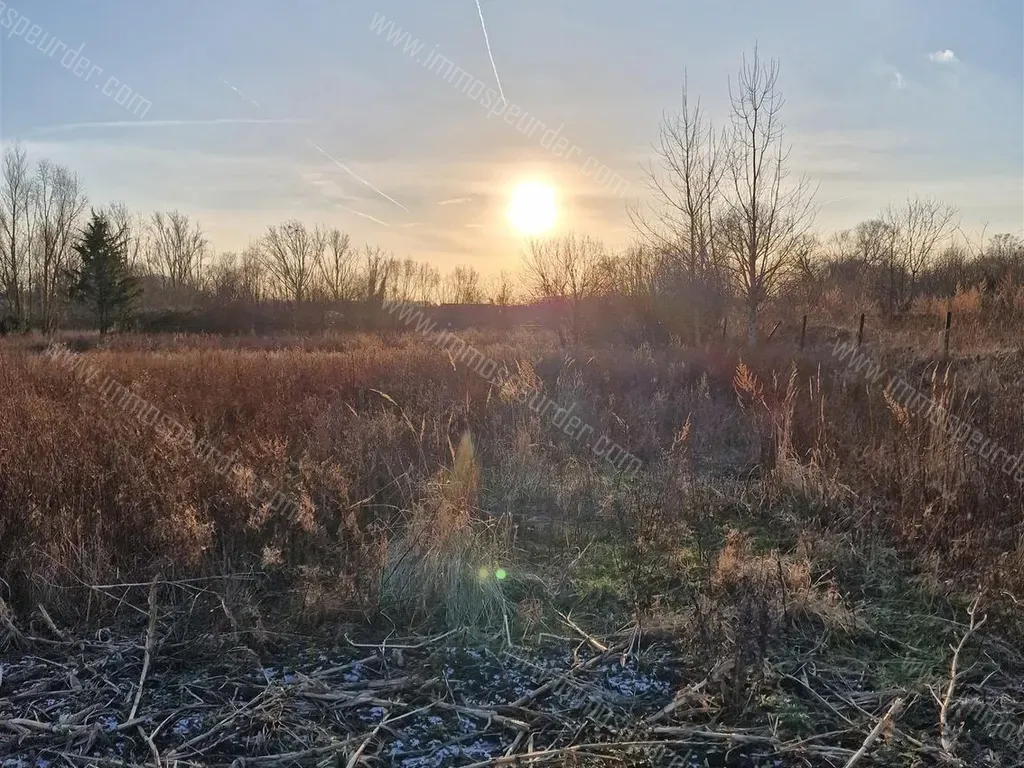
[{"x1": 1, "y1": 327, "x2": 1023, "y2": 765}]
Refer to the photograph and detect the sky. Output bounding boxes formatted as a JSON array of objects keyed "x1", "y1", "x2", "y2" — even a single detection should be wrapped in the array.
[{"x1": 0, "y1": 0, "x2": 1021, "y2": 273}]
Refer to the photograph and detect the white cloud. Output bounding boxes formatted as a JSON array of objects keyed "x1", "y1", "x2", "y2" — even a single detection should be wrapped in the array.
[
  {"x1": 928, "y1": 49, "x2": 959, "y2": 63},
  {"x1": 437, "y1": 197, "x2": 472, "y2": 205}
]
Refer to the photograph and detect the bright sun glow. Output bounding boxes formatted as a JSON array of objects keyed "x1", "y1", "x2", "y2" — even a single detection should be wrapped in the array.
[{"x1": 508, "y1": 181, "x2": 558, "y2": 235}]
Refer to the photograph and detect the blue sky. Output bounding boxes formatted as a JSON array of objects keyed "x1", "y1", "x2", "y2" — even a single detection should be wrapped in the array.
[{"x1": 1, "y1": 0, "x2": 1021, "y2": 271}]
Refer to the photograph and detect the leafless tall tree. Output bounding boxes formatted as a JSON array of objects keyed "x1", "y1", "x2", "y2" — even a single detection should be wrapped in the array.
[
  {"x1": 608, "y1": 244, "x2": 668, "y2": 342},
  {"x1": 487, "y1": 270, "x2": 517, "y2": 307},
  {"x1": 441, "y1": 266, "x2": 485, "y2": 304},
  {"x1": 880, "y1": 197, "x2": 958, "y2": 315},
  {"x1": 413, "y1": 261, "x2": 441, "y2": 304},
  {"x1": 206, "y1": 249, "x2": 266, "y2": 305},
  {"x1": 722, "y1": 48, "x2": 817, "y2": 346},
  {"x1": 30, "y1": 160, "x2": 87, "y2": 332},
  {"x1": 147, "y1": 210, "x2": 208, "y2": 291},
  {"x1": 854, "y1": 219, "x2": 896, "y2": 267},
  {"x1": 239, "y1": 244, "x2": 266, "y2": 303},
  {"x1": 317, "y1": 228, "x2": 356, "y2": 301},
  {"x1": 389, "y1": 258, "x2": 419, "y2": 304},
  {"x1": 632, "y1": 73, "x2": 725, "y2": 276},
  {"x1": 389, "y1": 258, "x2": 444, "y2": 304},
  {"x1": 629, "y1": 75, "x2": 729, "y2": 341},
  {"x1": 0, "y1": 145, "x2": 33, "y2": 324},
  {"x1": 258, "y1": 220, "x2": 326, "y2": 303},
  {"x1": 522, "y1": 233, "x2": 610, "y2": 341},
  {"x1": 360, "y1": 245, "x2": 395, "y2": 304},
  {"x1": 207, "y1": 252, "x2": 239, "y2": 302},
  {"x1": 107, "y1": 201, "x2": 149, "y2": 277},
  {"x1": 848, "y1": 218, "x2": 898, "y2": 311}
]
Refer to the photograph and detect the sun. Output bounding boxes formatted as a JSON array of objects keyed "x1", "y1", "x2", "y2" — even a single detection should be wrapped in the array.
[{"x1": 508, "y1": 181, "x2": 557, "y2": 236}]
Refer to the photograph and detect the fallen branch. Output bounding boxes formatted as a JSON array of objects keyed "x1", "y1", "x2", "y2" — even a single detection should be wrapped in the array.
[
  {"x1": 931, "y1": 593, "x2": 987, "y2": 760},
  {"x1": 127, "y1": 577, "x2": 161, "y2": 723},
  {"x1": 842, "y1": 696, "x2": 905, "y2": 768}
]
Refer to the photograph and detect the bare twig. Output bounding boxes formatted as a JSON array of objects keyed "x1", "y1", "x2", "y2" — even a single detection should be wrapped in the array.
[
  {"x1": 345, "y1": 716, "x2": 386, "y2": 768},
  {"x1": 842, "y1": 696, "x2": 905, "y2": 768},
  {"x1": 127, "y1": 578, "x2": 160, "y2": 723},
  {"x1": 931, "y1": 593, "x2": 987, "y2": 759},
  {"x1": 36, "y1": 603, "x2": 66, "y2": 640},
  {"x1": 555, "y1": 610, "x2": 608, "y2": 653}
]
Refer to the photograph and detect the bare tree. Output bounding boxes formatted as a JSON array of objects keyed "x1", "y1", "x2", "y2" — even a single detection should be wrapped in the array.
[
  {"x1": 239, "y1": 244, "x2": 266, "y2": 303},
  {"x1": 360, "y1": 245, "x2": 395, "y2": 304},
  {"x1": 722, "y1": 48, "x2": 817, "y2": 346},
  {"x1": 207, "y1": 252, "x2": 240, "y2": 302},
  {"x1": 487, "y1": 270, "x2": 517, "y2": 307},
  {"x1": 985, "y1": 232, "x2": 1024, "y2": 267},
  {"x1": 615, "y1": 245, "x2": 661, "y2": 302},
  {"x1": 204, "y1": 249, "x2": 266, "y2": 305},
  {"x1": 317, "y1": 228, "x2": 356, "y2": 301},
  {"x1": 609, "y1": 244, "x2": 670, "y2": 343},
  {"x1": 521, "y1": 233, "x2": 610, "y2": 341},
  {"x1": 0, "y1": 145, "x2": 33, "y2": 325},
  {"x1": 632, "y1": 74, "x2": 725, "y2": 276},
  {"x1": 441, "y1": 266, "x2": 485, "y2": 304},
  {"x1": 107, "y1": 202, "x2": 148, "y2": 277},
  {"x1": 147, "y1": 210, "x2": 208, "y2": 291},
  {"x1": 258, "y1": 220, "x2": 326, "y2": 303},
  {"x1": 881, "y1": 197, "x2": 958, "y2": 315},
  {"x1": 630, "y1": 75, "x2": 728, "y2": 342},
  {"x1": 926, "y1": 243, "x2": 969, "y2": 298},
  {"x1": 855, "y1": 219, "x2": 896, "y2": 267},
  {"x1": 388, "y1": 258, "x2": 419, "y2": 304},
  {"x1": 413, "y1": 261, "x2": 441, "y2": 303},
  {"x1": 779, "y1": 232, "x2": 823, "y2": 310},
  {"x1": 30, "y1": 160, "x2": 87, "y2": 332},
  {"x1": 850, "y1": 218, "x2": 899, "y2": 313}
]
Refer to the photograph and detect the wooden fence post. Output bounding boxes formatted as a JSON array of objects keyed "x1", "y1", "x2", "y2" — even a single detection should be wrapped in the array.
[
  {"x1": 799, "y1": 315, "x2": 807, "y2": 351},
  {"x1": 722, "y1": 316, "x2": 728, "y2": 342},
  {"x1": 856, "y1": 313, "x2": 865, "y2": 350}
]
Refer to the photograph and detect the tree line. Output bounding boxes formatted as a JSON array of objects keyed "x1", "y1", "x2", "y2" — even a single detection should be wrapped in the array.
[
  {"x1": 0, "y1": 143, "x2": 516, "y2": 333},
  {"x1": 2, "y1": 48, "x2": 1021, "y2": 341}
]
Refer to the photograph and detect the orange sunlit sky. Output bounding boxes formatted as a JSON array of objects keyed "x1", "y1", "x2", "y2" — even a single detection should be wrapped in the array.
[{"x1": 3, "y1": 0, "x2": 1022, "y2": 274}]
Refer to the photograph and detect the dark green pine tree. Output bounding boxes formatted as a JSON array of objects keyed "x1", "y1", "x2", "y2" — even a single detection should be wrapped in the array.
[{"x1": 69, "y1": 210, "x2": 140, "y2": 334}]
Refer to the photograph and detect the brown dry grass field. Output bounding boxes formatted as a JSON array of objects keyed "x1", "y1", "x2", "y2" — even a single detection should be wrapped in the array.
[{"x1": 1, "y1": 322, "x2": 1023, "y2": 767}]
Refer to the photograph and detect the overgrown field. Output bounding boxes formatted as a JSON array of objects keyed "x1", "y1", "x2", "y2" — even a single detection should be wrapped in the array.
[{"x1": 1, "y1": 328, "x2": 1022, "y2": 766}]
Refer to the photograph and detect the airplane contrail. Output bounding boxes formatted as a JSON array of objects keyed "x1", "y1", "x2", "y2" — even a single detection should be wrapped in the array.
[
  {"x1": 474, "y1": 0, "x2": 507, "y2": 104},
  {"x1": 219, "y1": 77, "x2": 408, "y2": 214},
  {"x1": 219, "y1": 78, "x2": 262, "y2": 108},
  {"x1": 305, "y1": 140, "x2": 410, "y2": 213},
  {"x1": 33, "y1": 118, "x2": 308, "y2": 134},
  {"x1": 339, "y1": 205, "x2": 391, "y2": 228}
]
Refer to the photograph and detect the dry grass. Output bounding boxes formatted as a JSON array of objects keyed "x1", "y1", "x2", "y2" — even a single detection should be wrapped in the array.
[
  {"x1": 379, "y1": 432, "x2": 516, "y2": 629},
  {"x1": 1, "y1": 326, "x2": 1022, "y2": 629},
  {"x1": 3, "y1": 324, "x2": 1024, "y2": 765}
]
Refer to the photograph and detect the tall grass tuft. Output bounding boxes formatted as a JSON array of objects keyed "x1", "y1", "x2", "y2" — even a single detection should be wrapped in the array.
[{"x1": 379, "y1": 432, "x2": 515, "y2": 630}]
